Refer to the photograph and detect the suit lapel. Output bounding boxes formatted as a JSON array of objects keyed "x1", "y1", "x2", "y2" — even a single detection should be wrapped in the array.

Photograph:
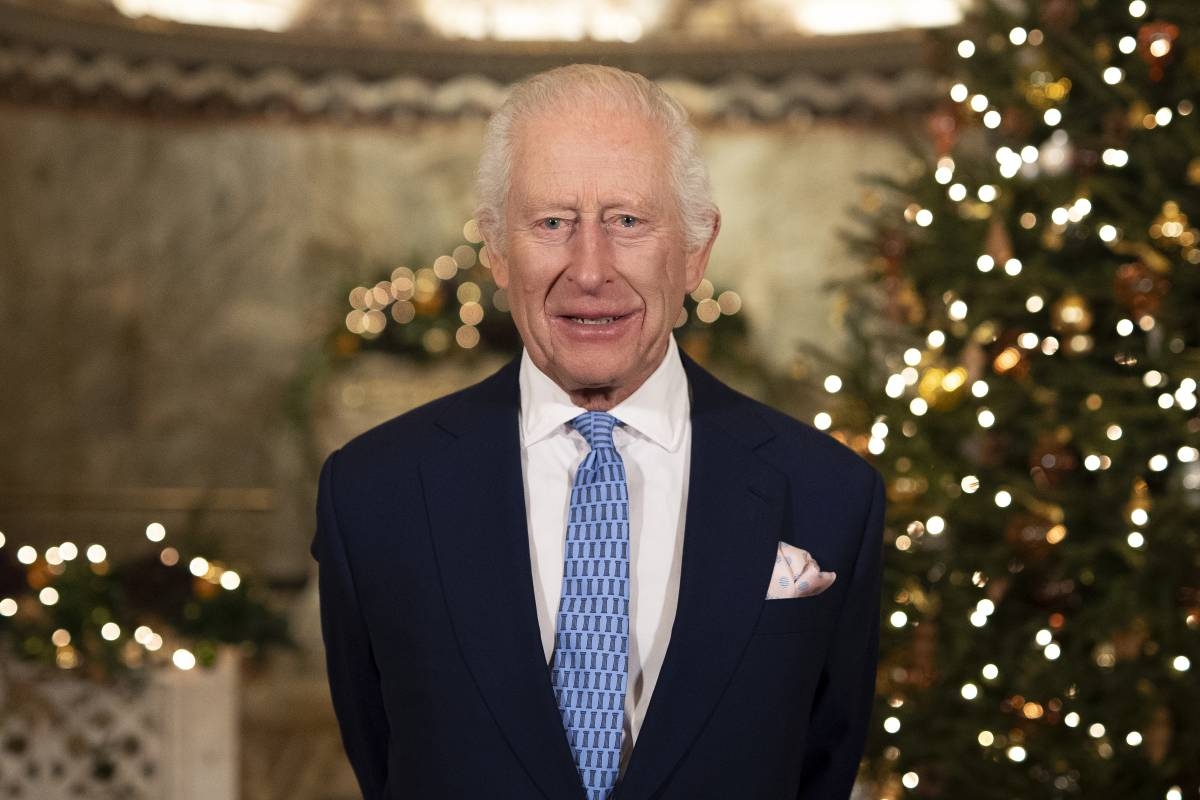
[
  {"x1": 614, "y1": 352, "x2": 787, "y2": 800},
  {"x1": 420, "y1": 356, "x2": 586, "y2": 800}
]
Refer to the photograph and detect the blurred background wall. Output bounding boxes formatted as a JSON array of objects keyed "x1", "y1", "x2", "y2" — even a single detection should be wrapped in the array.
[{"x1": 0, "y1": 108, "x2": 912, "y2": 575}]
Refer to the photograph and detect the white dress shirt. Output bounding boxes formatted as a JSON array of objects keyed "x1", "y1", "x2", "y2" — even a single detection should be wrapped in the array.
[{"x1": 518, "y1": 334, "x2": 691, "y2": 775}]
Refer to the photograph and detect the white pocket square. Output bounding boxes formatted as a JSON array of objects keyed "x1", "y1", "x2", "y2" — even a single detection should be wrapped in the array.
[{"x1": 766, "y1": 542, "x2": 836, "y2": 599}]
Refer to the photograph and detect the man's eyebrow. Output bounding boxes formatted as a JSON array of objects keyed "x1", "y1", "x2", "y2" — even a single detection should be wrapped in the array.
[
  {"x1": 511, "y1": 185, "x2": 663, "y2": 219},
  {"x1": 512, "y1": 195, "x2": 579, "y2": 213}
]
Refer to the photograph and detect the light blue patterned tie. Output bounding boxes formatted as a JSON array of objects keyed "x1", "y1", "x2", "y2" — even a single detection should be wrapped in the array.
[{"x1": 550, "y1": 411, "x2": 630, "y2": 800}]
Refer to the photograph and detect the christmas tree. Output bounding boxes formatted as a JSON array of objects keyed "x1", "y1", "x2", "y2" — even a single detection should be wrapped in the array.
[{"x1": 805, "y1": 1, "x2": 1200, "y2": 797}]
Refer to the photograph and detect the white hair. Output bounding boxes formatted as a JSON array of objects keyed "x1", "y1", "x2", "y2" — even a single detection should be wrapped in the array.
[{"x1": 474, "y1": 63, "x2": 717, "y2": 253}]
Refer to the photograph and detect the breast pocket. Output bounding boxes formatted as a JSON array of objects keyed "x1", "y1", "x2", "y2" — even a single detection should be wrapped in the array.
[{"x1": 752, "y1": 588, "x2": 842, "y2": 636}]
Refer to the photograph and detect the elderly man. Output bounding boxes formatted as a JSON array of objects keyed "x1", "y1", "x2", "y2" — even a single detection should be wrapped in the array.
[{"x1": 312, "y1": 64, "x2": 885, "y2": 800}]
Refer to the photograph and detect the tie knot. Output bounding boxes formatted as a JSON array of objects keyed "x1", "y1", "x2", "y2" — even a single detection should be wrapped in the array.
[{"x1": 569, "y1": 411, "x2": 619, "y2": 451}]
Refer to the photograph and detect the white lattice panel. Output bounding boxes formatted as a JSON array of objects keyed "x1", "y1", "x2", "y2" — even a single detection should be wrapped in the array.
[{"x1": 0, "y1": 649, "x2": 238, "y2": 800}]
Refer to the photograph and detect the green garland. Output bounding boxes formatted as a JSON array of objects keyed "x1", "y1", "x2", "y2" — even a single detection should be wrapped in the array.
[{"x1": 0, "y1": 528, "x2": 290, "y2": 681}]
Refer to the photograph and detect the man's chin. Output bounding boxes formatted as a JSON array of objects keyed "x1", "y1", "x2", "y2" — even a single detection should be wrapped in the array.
[
  {"x1": 549, "y1": 361, "x2": 636, "y2": 397},
  {"x1": 558, "y1": 368, "x2": 623, "y2": 393}
]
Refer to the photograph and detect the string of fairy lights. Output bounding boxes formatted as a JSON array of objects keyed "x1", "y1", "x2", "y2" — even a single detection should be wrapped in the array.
[
  {"x1": 343, "y1": 221, "x2": 495, "y2": 353},
  {"x1": 806, "y1": 2, "x2": 1197, "y2": 797},
  {"x1": 0, "y1": 522, "x2": 252, "y2": 672}
]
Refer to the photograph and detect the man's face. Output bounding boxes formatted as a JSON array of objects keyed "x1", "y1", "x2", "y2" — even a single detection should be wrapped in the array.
[{"x1": 488, "y1": 107, "x2": 718, "y2": 407}]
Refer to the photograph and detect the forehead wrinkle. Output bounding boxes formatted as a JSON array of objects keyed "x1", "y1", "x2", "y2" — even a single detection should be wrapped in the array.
[
  {"x1": 513, "y1": 171, "x2": 663, "y2": 215},
  {"x1": 508, "y1": 113, "x2": 674, "y2": 217}
]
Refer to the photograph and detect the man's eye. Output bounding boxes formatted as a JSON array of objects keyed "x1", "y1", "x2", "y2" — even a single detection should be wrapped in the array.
[
  {"x1": 617, "y1": 215, "x2": 638, "y2": 228},
  {"x1": 542, "y1": 217, "x2": 563, "y2": 230}
]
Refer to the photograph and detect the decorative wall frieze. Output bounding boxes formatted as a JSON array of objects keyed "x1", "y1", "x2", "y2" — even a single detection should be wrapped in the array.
[
  {"x1": 0, "y1": 1, "x2": 940, "y2": 121},
  {"x1": 0, "y1": 41, "x2": 940, "y2": 122}
]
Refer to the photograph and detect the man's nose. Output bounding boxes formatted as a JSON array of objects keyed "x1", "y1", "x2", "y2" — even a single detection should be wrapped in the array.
[{"x1": 563, "y1": 218, "x2": 615, "y2": 290}]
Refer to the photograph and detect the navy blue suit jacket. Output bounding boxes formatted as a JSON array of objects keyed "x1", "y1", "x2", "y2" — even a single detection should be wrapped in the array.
[{"x1": 311, "y1": 349, "x2": 885, "y2": 799}]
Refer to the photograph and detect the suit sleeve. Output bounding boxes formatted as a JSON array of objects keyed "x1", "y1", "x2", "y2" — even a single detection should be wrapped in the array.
[
  {"x1": 796, "y1": 468, "x2": 886, "y2": 800},
  {"x1": 310, "y1": 449, "x2": 392, "y2": 799}
]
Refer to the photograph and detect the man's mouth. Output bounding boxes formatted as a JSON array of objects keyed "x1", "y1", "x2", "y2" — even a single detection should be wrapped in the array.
[
  {"x1": 567, "y1": 316, "x2": 619, "y2": 324},
  {"x1": 553, "y1": 311, "x2": 638, "y2": 335}
]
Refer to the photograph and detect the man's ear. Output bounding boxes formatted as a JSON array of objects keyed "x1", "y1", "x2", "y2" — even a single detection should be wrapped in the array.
[
  {"x1": 488, "y1": 241, "x2": 509, "y2": 289},
  {"x1": 479, "y1": 217, "x2": 509, "y2": 288},
  {"x1": 684, "y1": 210, "x2": 721, "y2": 293}
]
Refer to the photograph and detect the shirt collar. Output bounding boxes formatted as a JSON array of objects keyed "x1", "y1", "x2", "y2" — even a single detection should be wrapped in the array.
[{"x1": 518, "y1": 335, "x2": 690, "y2": 453}]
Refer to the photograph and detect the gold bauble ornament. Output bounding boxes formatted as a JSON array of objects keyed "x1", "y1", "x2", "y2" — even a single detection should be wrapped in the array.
[
  {"x1": 1127, "y1": 100, "x2": 1151, "y2": 129},
  {"x1": 1150, "y1": 200, "x2": 1190, "y2": 244},
  {"x1": 990, "y1": 330, "x2": 1029, "y2": 378},
  {"x1": 193, "y1": 576, "x2": 220, "y2": 600},
  {"x1": 917, "y1": 365, "x2": 969, "y2": 410},
  {"x1": 1114, "y1": 261, "x2": 1170, "y2": 316},
  {"x1": 25, "y1": 561, "x2": 52, "y2": 590},
  {"x1": 1050, "y1": 293, "x2": 1093, "y2": 334},
  {"x1": 1188, "y1": 157, "x2": 1200, "y2": 186}
]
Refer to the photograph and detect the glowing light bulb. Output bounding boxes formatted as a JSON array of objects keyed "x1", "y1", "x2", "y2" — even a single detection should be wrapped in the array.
[{"x1": 173, "y1": 648, "x2": 197, "y2": 670}]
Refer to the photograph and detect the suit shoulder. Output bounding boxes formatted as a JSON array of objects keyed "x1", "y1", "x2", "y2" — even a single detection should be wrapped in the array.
[
  {"x1": 747, "y1": 397, "x2": 882, "y2": 488},
  {"x1": 685, "y1": 354, "x2": 879, "y2": 490},
  {"x1": 331, "y1": 359, "x2": 512, "y2": 471}
]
